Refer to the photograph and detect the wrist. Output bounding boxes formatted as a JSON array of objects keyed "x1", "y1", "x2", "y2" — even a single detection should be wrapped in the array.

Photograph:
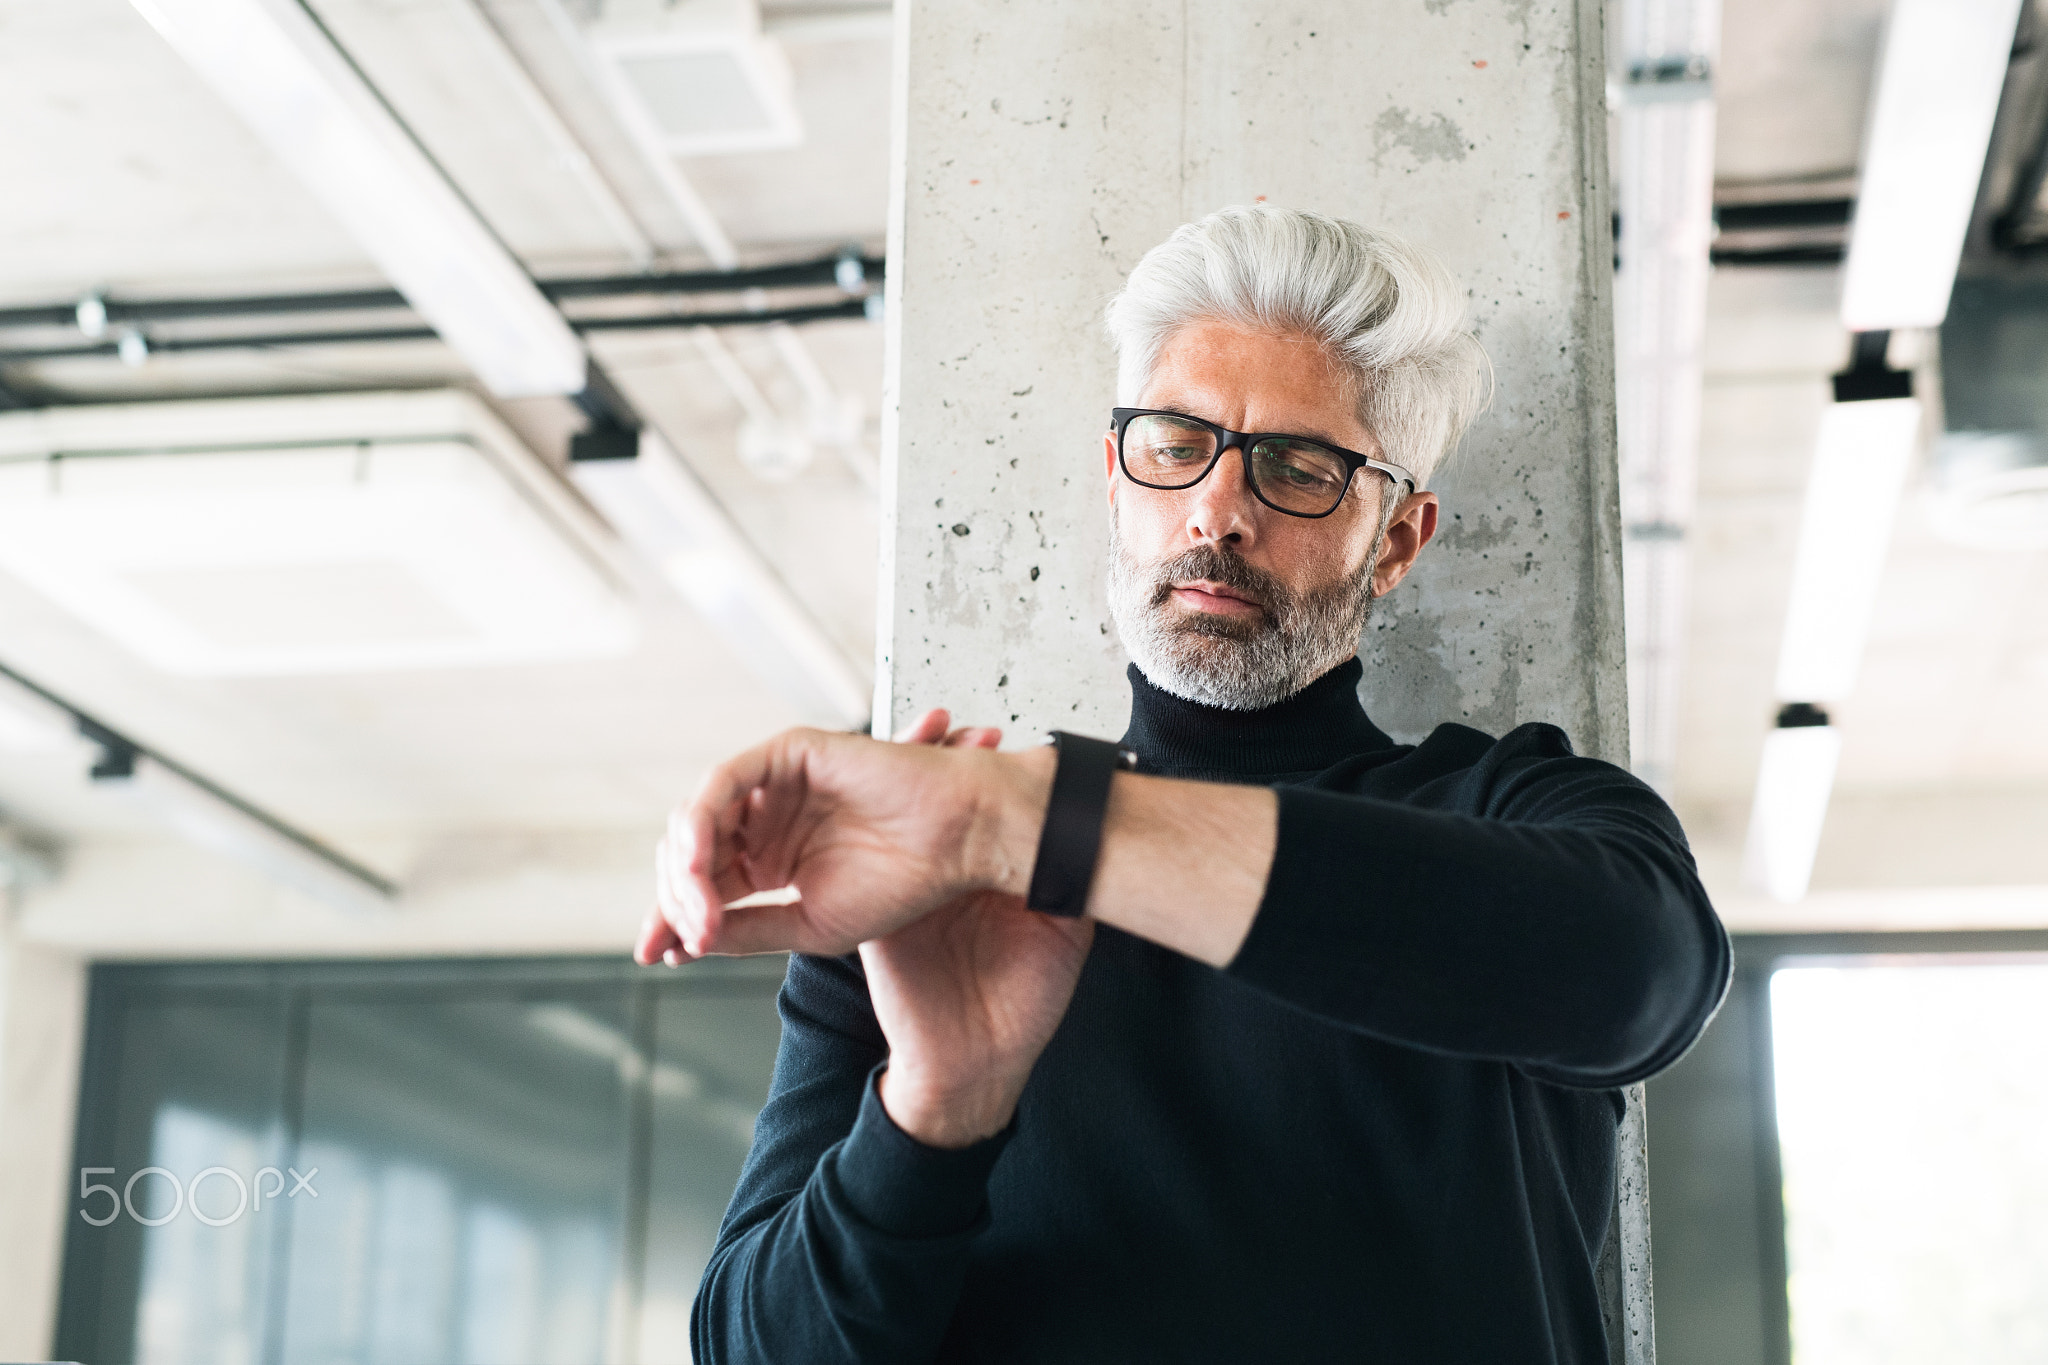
[
  {"x1": 967, "y1": 745, "x2": 1056, "y2": 899},
  {"x1": 877, "y1": 1062, "x2": 1023, "y2": 1149}
]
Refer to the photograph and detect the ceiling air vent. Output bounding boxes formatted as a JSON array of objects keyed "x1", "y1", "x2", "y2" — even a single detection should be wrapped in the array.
[
  {"x1": 0, "y1": 391, "x2": 638, "y2": 675},
  {"x1": 587, "y1": 0, "x2": 801, "y2": 156}
]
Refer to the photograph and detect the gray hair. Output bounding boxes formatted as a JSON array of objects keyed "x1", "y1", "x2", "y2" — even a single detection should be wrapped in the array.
[{"x1": 1105, "y1": 205, "x2": 1492, "y2": 487}]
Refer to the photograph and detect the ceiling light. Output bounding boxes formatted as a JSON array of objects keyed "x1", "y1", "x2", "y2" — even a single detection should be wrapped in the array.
[
  {"x1": 90, "y1": 742, "x2": 391, "y2": 916},
  {"x1": 1838, "y1": 0, "x2": 2025, "y2": 331},
  {"x1": 568, "y1": 426, "x2": 867, "y2": 725},
  {"x1": 129, "y1": 0, "x2": 587, "y2": 397},
  {"x1": 1774, "y1": 387, "x2": 1922, "y2": 702},
  {"x1": 1742, "y1": 704, "x2": 1841, "y2": 904},
  {"x1": 585, "y1": 0, "x2": 802, "y2": 157},
  {"x1": 0, "y1": 391, "x2": 636, "y2": 676}
]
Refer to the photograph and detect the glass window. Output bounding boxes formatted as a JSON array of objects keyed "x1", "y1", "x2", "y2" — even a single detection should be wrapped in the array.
[
  {"x1": 61, "y1": 990, "x2": 294, "y2": 1365},
  {"x1": 1772, "y1": 961, "x2": 2048, "y2": 1365},
  {"x1": 57, "y1": 959, "x2": 786, "y2": 1365},
  {"x1": 278, "y1": 991, "x2": 634, "y2": 1365},
  {"x1": 637, "y1": 988, "x2": 784, "y2": 1365}
]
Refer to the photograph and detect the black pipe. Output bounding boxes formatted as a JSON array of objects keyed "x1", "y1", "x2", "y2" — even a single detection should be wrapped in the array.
[
  {"x1": 0, "y1": 252, "x2": 885, "y2": 332},
  {"x1": 1708, "y1": 244, "x2": 1846, "y2": 267},
  {"x1": 0, "y1": 297, "x2": 876, "y2": 365},
  {"x1": 572, "y1": 297, "x2": 872, "y2": 332},
  {"x1": 546, "y1": 255, "x2": 880, "y2": 300},
  {"x1": 1712, "y1": 199, "x2": 1852, "y2": 233}
]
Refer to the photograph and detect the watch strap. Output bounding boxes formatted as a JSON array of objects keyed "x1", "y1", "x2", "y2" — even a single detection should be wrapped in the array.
[{"x1": 1024, "y1": 731, "x2": 1136, "y2": 917}]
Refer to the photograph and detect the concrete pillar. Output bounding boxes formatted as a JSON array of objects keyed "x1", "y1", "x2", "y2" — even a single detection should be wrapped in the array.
[
  {"x1": 878, "y1": 0, "x2": 1648, "y2": 1359},
  {"x1": 0, "y1": 929, "x2": 87, "y2": 1361}
]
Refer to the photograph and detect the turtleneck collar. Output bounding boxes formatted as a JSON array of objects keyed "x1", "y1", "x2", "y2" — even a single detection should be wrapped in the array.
[{"x1": 1119, "y1": 656, "x2": 1396, "y2": 781}]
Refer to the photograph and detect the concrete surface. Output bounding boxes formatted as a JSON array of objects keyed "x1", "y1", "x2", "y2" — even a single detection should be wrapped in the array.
[{"x1": 877, "y1": 1, "x2": 1646, "y2": 1360}]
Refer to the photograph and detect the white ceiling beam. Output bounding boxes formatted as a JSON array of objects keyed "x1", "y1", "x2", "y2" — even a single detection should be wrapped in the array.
[
  {"x1": 130, "y1": 0, "x2": 588, "y2": 397},
  {"x1": 568, "y1": 430, "x2": 871, "y2": 725},
  {"x1": 447, "y1": 0, "x2": 658, "y2": 270}
]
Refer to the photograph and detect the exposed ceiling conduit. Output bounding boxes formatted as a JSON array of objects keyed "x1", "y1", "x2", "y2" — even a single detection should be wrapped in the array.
[
  {"x1": 0, "y1": 252, "x2": 883, "y2": 333},
  {"x1": 0, "y1": 296, "x2": 876, "y2": 367}
]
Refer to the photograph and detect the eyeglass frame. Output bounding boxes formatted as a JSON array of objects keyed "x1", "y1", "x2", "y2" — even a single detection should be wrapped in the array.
[{"x1": 1109, "y1": 407, "x2": 1417, "y2": 520}]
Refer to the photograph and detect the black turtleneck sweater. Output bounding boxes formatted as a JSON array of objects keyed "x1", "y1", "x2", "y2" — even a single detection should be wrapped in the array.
[{"x1": 691, "y1": 659, "x2": 1730, "y2": 1364}]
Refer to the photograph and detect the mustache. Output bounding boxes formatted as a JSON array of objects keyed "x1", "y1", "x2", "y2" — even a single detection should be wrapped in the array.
[{"x1": 1146, "y1": 542, "x2": 1286, "y2": 614}]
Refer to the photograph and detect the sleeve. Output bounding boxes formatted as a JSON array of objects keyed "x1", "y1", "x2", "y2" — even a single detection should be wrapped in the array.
[
  {"x1": 1222, "y1": 735, "x2": 1732, "y2": 1089},
  {"x1": 690, "y1": 951, "x2": 1011, "y2": 1365}
]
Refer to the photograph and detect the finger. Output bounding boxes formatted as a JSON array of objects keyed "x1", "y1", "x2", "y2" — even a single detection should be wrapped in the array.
[
  {"x1": 893, "y1": 708, "x2": 951, "y2": 745},
  {"x1": 664, "y1": 825, "x2": 757, "y2": 909},
  {"x1": 635, "y1": 908, "x2": 684, "y2": 966},
  {"x1": 658, "y1": 819, "x2": 720, "y2": 957},
  {"x1": 706, "y1": 898, "x2": 843, "y2": 957},
  {"x1": 657, "y1": 835, "x2": 752, "y2": 945},
  {"x1": 668, "y1": 738, "x2": 793, "y2": 952},
  {"x1": 942, "y1": 725, "x2": 1003, "y2": 749},
  {"x1": 737, "y1": 770, "x2": 806, "y2": 890},
  {"x1": 655, "y1": 841, "x2": 701, "y2": 948}
]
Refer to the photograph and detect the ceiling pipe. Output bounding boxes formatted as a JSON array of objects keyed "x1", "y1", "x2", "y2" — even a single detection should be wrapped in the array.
[
  {"x1": 0, "y1": 297, "x2": 875, "y2": 366},
  {"x1": 0, "y1": 252, "x2": 883, "y2": 333}
]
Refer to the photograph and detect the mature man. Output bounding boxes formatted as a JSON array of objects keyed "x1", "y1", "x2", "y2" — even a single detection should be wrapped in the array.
[{"x1": 638, "y1": 205, "x2": 1730, "y2": 1363}]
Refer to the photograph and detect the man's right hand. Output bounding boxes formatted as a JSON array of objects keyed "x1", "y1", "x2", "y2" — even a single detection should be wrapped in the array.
[{"x1": 865, "y1": 711, "x2": 1095, "y2": 1149}]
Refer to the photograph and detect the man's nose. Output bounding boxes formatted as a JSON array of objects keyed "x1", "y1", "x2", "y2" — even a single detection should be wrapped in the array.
[{"x1": 1183, "y1": 444, "x2": 1259, "y2": 545}]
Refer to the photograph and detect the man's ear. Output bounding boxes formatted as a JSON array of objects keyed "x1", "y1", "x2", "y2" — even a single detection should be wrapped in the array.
[
  {"x1": 1103, "y1": 431, "x2": 1119, "y2": 508},
  {"x1": 1371, "y1": 490, "x2": 1439, "y2": 598}
]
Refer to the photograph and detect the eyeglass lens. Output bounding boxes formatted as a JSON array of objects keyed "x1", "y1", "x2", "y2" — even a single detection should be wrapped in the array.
[{"x1": 1121, "y1": 412, "x2": 1352, "y2": 516}]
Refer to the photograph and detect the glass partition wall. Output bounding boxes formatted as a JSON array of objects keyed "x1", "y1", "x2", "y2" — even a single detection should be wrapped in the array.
[
  {"x1": 56, "y1": 956, "x2": 786, "y2": 1365},
  {"x1": 1646, "y1": 931, "x2": 2048, "y2": 1365}
]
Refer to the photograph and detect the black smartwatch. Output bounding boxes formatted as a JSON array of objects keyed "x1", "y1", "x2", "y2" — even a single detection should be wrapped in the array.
[{"x1": 1024, "y1": 731, "x2": 1138, "y2": 917}]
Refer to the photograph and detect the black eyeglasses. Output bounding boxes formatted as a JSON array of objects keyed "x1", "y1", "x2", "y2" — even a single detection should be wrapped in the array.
[{"x1": 1110, "y1": 408, "x2": 1415, "y2": 519}]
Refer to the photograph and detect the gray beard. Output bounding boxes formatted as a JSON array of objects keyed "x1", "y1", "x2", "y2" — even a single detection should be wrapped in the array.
[{"x1": 1106, "y1": 515, "x2": 1386, "y2": 712}]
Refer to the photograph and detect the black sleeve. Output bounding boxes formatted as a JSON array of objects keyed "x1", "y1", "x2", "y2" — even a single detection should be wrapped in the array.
[
  {"x1": 1222, "y1": 730, "x2": 1731, "y2": 1088},
  {"x1": 690, "y1": 951, "x2": 1010, "y2": 1365}
]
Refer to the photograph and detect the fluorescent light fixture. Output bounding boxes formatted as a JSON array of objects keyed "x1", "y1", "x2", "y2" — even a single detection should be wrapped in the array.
[
  {"x1": 569, "y1": 429, "x2": 868, "y2": 725},
  {"x1": 92, "y1": 748, "x2": 392, "y2": 915},
  {"x1": 1838, "y1": 0, "x2": 2024, "y2": 331},
  {"x1": 1774, "y1": 395, "x2": 1921, "y2": 702},
  {"x1": 0, "y1": 391, "x2": 636, "y2": 676},
  {"x1": 586, "y1": 0, "x2": 802, "y2": 157},
  {"x1": 1742, "y1": 707, "x2": 1842, "y2": 903},
  {"x1": 129, "y1": 0, "x2": 586, "y2": 397}
]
